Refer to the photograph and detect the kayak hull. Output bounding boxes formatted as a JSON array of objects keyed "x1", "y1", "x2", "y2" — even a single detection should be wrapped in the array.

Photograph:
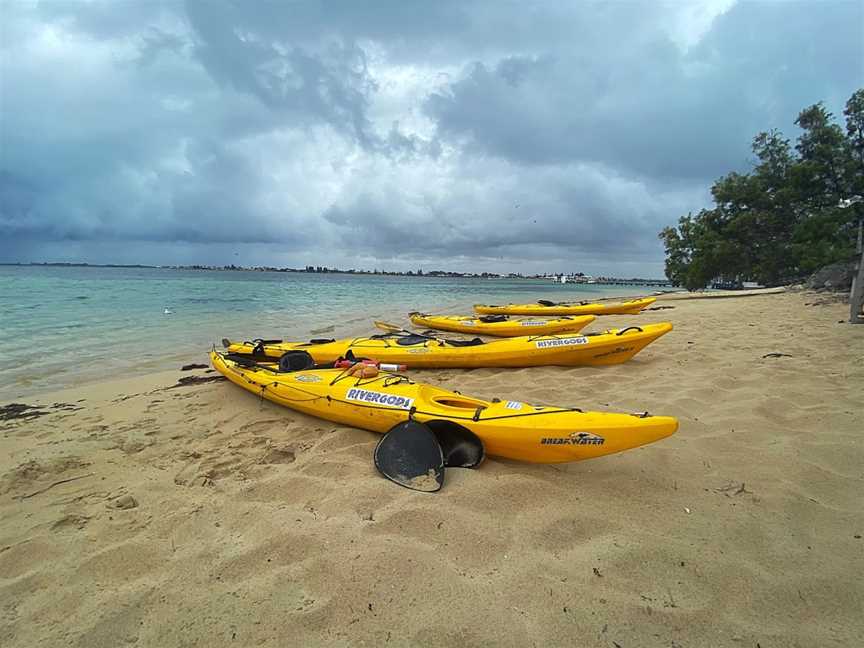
[
  {"x1": 474, "y1": 297, "x2": 657, "y2": 316},
  {"x1": 211, "y1": 351, "x2": 678, "y2": 464},
  {"x1": 409, "y1": 313, "x2": 595, "y2": 337},
  {"x1": 226, "y1": 323, "x2": 673, "y2": 368}
]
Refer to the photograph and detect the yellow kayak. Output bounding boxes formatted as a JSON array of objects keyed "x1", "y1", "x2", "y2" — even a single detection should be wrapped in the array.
[
  {"x1": 474, "y1": 296, "x2": 657, "y2": 316},
  {"x1": 409, "y1": 312, "x2": 595, "y2": 337},
  {"x1": 224, "y1": 322, "x2": 672, "y2": 368},
  {"x1": 211, "y1": 350, "x2": 678, "y2": 465}
]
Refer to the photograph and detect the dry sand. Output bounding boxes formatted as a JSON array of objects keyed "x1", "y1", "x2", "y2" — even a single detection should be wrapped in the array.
[{"x1": 1, "y1": 289, "x2": 862, "y2": 647}]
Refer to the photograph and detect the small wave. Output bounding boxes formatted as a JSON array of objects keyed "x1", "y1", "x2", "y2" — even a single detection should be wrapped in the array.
[
  {"x1": 182, "y1": 297, "x2": 251, "y2": 304},
  {"x1": 343, "y1": 316, "x2": 368, "y2": 324},
  {"x1": 310, "y1": 325, "x2": 335, "y2": 334}
]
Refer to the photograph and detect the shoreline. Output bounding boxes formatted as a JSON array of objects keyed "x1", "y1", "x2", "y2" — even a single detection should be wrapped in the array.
[
  {"x1": 1, "y1": 287, "x2": 657, "y2": 401},
  {"x1": 2, "y1": 287, "x2": 810, "y2": 417},
  {"x1": 1, "y1": 286, "x2": 786, "y2": 403},
  {"x1": 0, "y1": 287, "x2": 788, "y2": 402},
  {"x1": 1, "y1": 266, "x2": 654, "y2": 400}
]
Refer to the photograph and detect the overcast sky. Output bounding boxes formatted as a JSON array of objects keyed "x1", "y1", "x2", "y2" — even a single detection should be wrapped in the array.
[{"x1": 1, "y1": 1, "x2": 862, "y2": 276}]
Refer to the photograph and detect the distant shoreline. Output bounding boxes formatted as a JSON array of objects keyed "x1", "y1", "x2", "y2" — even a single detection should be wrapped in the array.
[{"x1": 0, "y1": 262, "x2": 674, "y2": 286}]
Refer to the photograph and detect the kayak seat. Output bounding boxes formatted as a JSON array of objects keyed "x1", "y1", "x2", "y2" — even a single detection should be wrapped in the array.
[
  {"x1": 225, "y1": 353, "x2": 260, "y2": 368},
  {"x1": 396, "y1": 334, "x2": 433, "y2": 346},
  {"x1": 444, "y1": 338, "x2": 484, "y2": 347},
  {"x1": 278, "y1": 350, "x2": 315, "y2": 372},
  {"x1": 478, "y1": 315, "x2": 508, "y2": 323},
  {"x1": 536, "y1": 299, "x2": 589, "y2": 307}
]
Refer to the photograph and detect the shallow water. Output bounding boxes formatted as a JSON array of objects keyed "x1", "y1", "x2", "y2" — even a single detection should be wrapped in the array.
[{"x1": 0, "y1": 266, "x2": 653, "y2": 396}]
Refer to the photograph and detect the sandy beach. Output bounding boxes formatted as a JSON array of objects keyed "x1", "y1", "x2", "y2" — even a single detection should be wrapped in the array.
[{"x1": 1, "y1": 289, "x2": 862, "y2": 647}]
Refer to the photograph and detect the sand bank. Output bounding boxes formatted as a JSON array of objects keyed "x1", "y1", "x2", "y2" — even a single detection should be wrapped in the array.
[
  {"x1": 656, "y1": 286, "x2": 787, "y2": 300},
  {"x1": 1, "y1": 290, "x2": 862, "y2": 647}
]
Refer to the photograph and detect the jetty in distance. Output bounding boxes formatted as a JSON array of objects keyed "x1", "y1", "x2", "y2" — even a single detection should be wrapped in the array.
[{"x1": 573, "y1": 277, "x2": 673, "y2": 287}]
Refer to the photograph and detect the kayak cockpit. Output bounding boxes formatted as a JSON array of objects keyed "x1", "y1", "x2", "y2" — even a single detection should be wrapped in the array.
[{"x1": 430, "y1": 395, "x2": 489, "y2": 411}]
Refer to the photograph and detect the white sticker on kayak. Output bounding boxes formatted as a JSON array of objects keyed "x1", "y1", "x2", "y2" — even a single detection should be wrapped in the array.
[
  {"x1": 461, "y1": 321, "x2": 476, "y2": 326},
  {"x1": 505, "y1": 401, "x2": 523, "y2": 410},
  {"x1": 535, "y1": 336, "x2": 589, "y2": 349},
  {"x1": 346, "y1": 388, "x2": 414, "y2": 410},
  {"x1": 294, "y1": 374, "x2": 321, "y2": 383},
  {"x1": 520, "y1": 321, "x2": 546, "y2": 326}
]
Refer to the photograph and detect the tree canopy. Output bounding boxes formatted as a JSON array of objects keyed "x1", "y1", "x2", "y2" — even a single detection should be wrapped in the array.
[{"x1": 659, "y1": 89, "x2": 864, "y2": 290}]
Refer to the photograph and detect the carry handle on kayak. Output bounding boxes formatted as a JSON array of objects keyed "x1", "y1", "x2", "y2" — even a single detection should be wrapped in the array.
[{"x1": 615, "y1": 326, "x2": 644, "y2": 336}]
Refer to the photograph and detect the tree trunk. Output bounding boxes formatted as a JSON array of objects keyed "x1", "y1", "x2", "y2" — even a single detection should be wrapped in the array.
[{"x1": 851, "y1": 218, "x2": 864, "y2": 324}]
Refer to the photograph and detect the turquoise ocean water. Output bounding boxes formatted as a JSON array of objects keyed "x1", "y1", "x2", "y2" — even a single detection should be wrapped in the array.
[{"x1": 0, "y1": 266, "x2": 658, "y2": 397}]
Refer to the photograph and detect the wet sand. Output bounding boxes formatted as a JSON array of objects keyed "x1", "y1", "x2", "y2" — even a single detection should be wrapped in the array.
[{"x1": 1, "y1": 289, "x2": 862, "y2": 647}]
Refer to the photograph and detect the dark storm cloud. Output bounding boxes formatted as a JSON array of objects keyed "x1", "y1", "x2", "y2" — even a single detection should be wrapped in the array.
[
  {"x1": 182, "y1": 1, "x2": 378, "y2": 145},
  {"x1": 426, "y1": 1, "x2": 864, "y2": 182},
  {"x1": 1, "y1": 0, "x2": 861, "y2": 274},
  {"x1": 321, "y1": 161, "x2": 667, "y2": 257}
]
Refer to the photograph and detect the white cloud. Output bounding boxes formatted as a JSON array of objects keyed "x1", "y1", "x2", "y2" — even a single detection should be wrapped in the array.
[{"x1": 663, "y1": 0, "x2": 739, "y2": 51}]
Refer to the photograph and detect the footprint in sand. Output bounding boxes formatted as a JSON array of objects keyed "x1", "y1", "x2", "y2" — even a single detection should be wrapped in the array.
[
  {"x1": 0, "y1": 456, "x2": 91, "y2": 496},
  {"x1": 183, "y1": 402, "x2": 209, "y2": 415},
  {"x1": 230, "y1": 436, "x2": 270, "y2": 450},
  {"x1": 51, "y1": 514, "x2": 92, "y2": 532},
  {"x1": 110, "y1": 494, "x2": 139, "y2": 509},
  {"x1": 259, "y1": 448, "x2": 296, "y2": 465},
  {"x1": 197, "y1": 454, "x2": 250, "y2": 482},
  {"x1": 238, "y1": 419, "x2": 288, "y2": 435},
  {"x1": 115, "y1": 439, "x2": 154, "y2": 454}
]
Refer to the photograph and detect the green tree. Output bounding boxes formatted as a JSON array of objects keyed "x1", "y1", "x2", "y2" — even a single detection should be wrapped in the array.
[
  {"x1": 659, "y1": 89, "x2": 862, "y2": 289},
  {"x1": 842, "y1": 89, "x2": 864, "y2": 231}
]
